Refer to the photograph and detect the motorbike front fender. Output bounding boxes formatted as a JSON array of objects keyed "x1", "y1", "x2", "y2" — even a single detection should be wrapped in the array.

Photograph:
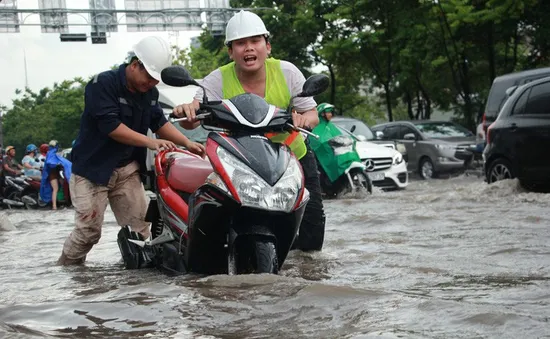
[{"x1": 344, "y1": 161, "x2": 367, "y2": 174}]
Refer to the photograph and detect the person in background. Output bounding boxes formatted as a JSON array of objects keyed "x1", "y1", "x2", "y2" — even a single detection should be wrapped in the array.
[
  {"x1": 475, "y1": 121, "x2": 486, "y2": 153},
  {"x1": 38, "y1": 144, "x2": 49, "y2": 163},
  {"x1": 21, "y1": 144, "x2": 42, "y2": 180},
  {"x1": 2, "y1": 146, "x2": 23, "y2": 177}
]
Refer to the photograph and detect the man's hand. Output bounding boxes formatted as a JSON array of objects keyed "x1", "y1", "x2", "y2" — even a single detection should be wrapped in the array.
[
  {"x1": 173, "y1": 99, "x2": 201, "y2": 130},
  {"x1": 292, "y1": 112, "x2": 316, "y2": 129},
  {"x1": 147, "y1": 138, "x2": 178, "y2": 152},
  {"x1": 184, "y1": 141, "x2": 206, "y2": 158},
  {"x1": 173, "y1": 99, "x2": 200, "y2": 122}
]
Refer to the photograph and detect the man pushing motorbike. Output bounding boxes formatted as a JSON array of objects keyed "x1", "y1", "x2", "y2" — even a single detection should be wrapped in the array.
[
  {"x1": 173, "y1": 10, "x2": 326, "y2": 251},
  {"x1": 57, "y1": 36, "x2": 205, "y2": 265}
]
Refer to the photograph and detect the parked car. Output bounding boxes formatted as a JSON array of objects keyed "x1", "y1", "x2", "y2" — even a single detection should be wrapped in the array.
[
  {"x1": 331, "y1": 116, "x2": 408, "y2": 161},
  {"x1": 335, "y1": 125, "x2": 408, "y2": 190},
  {"x1": 371, "y1": 120, "x2": 476, "y2": 179},
  {"x1": 482, "y1": 67, "x2": 550, "y2": 137},
  {"x1": 483, "y1": 76, "x2": 550, "y2": 191}
]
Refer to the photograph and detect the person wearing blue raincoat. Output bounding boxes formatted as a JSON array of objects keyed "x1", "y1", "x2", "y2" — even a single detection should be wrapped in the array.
[{"x1": 40, "y1": 140, "x2": 72, "y2": 209}]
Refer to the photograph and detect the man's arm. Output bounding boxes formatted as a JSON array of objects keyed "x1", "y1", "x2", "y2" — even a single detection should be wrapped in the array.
[
  {"x1": 156, "y1": 122, "x2": 193, "y2": 147},
  {"x1": 108, "y1": 124, "x2": 155, "y2": 148},
  {"x1": 150, "y1": 99, "x2": 205, "y2": 156},
  {"x1": 282, "y1": 61, "x2": 320, "y2": 129},
  {"x1": 3, "y1": 162, "x2": 20, "y2": 175},
  {"x1": 88, "y1": 75, "x2": 174, "y2": 150},
  {"x1": 174, "y1": 70, "x2": 223, "y2": 130}
]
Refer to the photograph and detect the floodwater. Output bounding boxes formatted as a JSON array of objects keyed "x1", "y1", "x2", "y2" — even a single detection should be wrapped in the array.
[{"x1": 0, "y1": 176, "x2": 549, "y2": 338}]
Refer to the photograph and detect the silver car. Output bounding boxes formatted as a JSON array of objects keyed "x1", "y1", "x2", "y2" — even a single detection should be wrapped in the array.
[{"x1": 371, "y1": 120, "x2": 476, "y2": 179}]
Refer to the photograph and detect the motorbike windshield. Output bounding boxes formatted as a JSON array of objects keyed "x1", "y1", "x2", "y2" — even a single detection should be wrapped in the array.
[{"x1": 229, "y1": 94, "x2": 271, "y2": 125}]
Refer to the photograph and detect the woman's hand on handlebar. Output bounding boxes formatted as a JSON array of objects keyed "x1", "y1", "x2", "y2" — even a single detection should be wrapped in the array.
[{"x1": 173, "y1": 99, "x2": 200, "y2": 123}]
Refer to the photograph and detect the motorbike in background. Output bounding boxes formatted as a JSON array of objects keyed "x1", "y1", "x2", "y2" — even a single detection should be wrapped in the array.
[
  {"x1": 311, "y1": 132, "x2": 372, "y2": 198},
  {"x1": 1, "y1": 176, "x2": 32, "y2": 209},
  {"x1": 117, "y1": 65, "x2": 329, "y2": 276},
  {"x1": 1, "y1": 176, "x2": 25, "y2": 209}
]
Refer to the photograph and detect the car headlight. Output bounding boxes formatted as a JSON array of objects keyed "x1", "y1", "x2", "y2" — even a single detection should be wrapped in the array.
[
  {"x1": 396, "y1": 142, "x2": 407, "y2": 155},
  {"x1": 216, "y1": 147, "x2": 302, "y2": 212},
  {"x1": 435, "y1": 144, "x2": 456, "y2": 150},
  {"x1": 393, "y1": 152, "x2": 403, "y2": 165}
]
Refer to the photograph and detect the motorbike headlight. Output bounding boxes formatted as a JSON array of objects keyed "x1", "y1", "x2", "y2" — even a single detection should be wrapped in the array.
[
  {"x1": 217, "y1": 147, "x2": 302, "y2": 212},
  {"x1": 205, "y1": 172, "x2": 230, "y2": 195},
  {"x1": 392, "y1": 152, "x2": 403, "y2": 165}
]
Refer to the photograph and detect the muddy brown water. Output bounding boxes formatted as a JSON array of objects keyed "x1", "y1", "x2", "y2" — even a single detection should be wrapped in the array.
[{"x1": 0, "y1": 177, "x2": 549, "y2": 338}]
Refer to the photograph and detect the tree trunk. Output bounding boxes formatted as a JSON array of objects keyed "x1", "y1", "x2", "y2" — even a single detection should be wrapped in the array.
[
  {"x1": 487, "y1": 21, "x2": 496, "y2": 84},
  {"x1": 406, "y1": 91, "x2": 414, "y2": 120},
  {"x1": 425, "y1": 96, "x2": 432, "y2": 120},
  {"x1": 415, "y1": 90, "x2": 422, "y2": 120},
  {"x1": 327, "y1": 63, "x2": 336, "y2": 106},
  {"x1": 384, "y1": 83, "x2": 393, "y2": 122}
]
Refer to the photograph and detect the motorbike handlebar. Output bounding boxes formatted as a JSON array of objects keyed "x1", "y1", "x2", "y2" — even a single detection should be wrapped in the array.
[
  {"x1": 168, "y1": 110, "x2": 319, "y2": 139},
  {"x1": 285, "y1": 123, "x2": 319, "y2": 139},
  {"x1": 169, "y1": 112, "x2": 211, "y2": 123}
]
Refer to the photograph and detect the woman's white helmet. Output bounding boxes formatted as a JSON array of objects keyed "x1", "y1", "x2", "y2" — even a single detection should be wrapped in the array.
[
  {"x1": 224, "y1": 10, "x2": 270, "y2": 46},
  {"x1": 132, "y1": 36, "x2": 172, "y2": 81}
]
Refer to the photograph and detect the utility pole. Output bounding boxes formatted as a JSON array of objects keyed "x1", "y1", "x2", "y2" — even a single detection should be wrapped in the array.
[
  {"x1": 23, "y1": 48, "x2": 29, "y2": 88},
  {"x1": 0, "y1": 110, "x2": 4, "y2": 149}
]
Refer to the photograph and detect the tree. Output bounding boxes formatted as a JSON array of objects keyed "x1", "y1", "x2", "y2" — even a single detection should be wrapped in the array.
[
  {"x1": 172, "y1": 31, "x2": 230, "y2": 78},
  {"x1": 3, "y1": 78, "x2": 87, "y2": 157}
]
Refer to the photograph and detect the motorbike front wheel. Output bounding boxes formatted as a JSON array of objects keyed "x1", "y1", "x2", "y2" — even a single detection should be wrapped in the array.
[
  {"x1": 336, "y1": 170, "x2": 372, "y2": 198},
  {"x1": 231, "y1": 237, "x2": 279, "y2": 274}
]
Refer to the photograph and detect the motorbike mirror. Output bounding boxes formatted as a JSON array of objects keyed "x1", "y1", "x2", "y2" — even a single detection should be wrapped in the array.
[
  {"x1": 161, "y1": 66, "x2": 201, "y2": 87},
  {"x1": 296, "y1": 74, "x2": 330, "y2": 98},
  {"x1": 350, "y1": 125, "x2": 356, "y2": 133}
]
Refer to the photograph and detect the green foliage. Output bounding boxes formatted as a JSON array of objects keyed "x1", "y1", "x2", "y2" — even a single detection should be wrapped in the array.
[
  {"x1": 3, "y1": 78, "x2": 87, "y2": 158},
  {"x1": 6, "y1": 0, "x2": 550, "y2": 152},
  {"x1": 172, "y1": 31, "x2": 230, "y2": 79}
]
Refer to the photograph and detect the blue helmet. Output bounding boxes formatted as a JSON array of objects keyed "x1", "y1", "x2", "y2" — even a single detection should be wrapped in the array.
[{"x1": 26, "y1": 144, "x2": 37, "y2": 154}]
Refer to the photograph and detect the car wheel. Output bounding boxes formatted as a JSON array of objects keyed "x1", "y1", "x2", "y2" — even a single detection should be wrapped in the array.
[
  {"x1": 487, "y1": 158, "x2": 515, "y2": 183},
  {"x1": 419, "y1": 157, "x2": 435, "y2": 180}
]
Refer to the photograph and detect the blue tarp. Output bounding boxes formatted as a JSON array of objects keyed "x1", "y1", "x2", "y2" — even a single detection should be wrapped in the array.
[{"x1": 39, "y1": 146, "x2": 72, "y2": 203}]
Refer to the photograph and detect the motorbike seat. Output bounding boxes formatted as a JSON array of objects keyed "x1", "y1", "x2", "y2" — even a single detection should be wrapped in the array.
[{"x1": 166, "y1": 153, "x2": 213, "y2": 194}]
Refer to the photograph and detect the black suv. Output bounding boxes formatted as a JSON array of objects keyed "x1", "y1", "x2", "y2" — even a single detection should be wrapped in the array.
[
  {"x1": 484, "y1": 76, "x2": 550, "y2": 190},
  {"x1": 482, "y1": 67, "x2": 550, "y2": 136}
]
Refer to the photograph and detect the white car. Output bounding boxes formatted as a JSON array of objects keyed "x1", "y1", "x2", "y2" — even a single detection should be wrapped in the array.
[
  {"x1": 354, "y1": 140, "x2": 408, "y2": 190},
  {"x1": 331, "y1": 118, "x2": 408, "y2": 190},
  {"x1": 335, "y1": 125, "x2": 408, "y2": 190}
]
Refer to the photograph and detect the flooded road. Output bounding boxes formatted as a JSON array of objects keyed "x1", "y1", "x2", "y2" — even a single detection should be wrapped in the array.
[{"x1": 1, "y1": 176, "x2": 549, "y2": 338}]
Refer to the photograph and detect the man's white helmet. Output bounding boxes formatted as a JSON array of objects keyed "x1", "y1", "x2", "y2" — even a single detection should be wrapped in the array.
[
  {"x1": 224, "y1": 10, "x2": 270, "y2": 46},
  {"x1": 132, "y1": 36, "x2": 172, "y2": 81}
]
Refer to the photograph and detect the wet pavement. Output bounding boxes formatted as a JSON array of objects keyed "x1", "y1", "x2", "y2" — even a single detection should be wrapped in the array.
[{"x1": 0, "y1": 176, "x2": 549, "y2": 338}]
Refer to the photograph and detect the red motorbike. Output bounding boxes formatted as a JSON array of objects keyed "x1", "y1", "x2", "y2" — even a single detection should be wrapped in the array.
[{"x1": 117, "y1": 65, "x2": 329, "y2": 275}]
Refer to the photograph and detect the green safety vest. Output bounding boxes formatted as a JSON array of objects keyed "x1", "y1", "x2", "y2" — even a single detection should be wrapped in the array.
[{"x1": 219, "y1": 58, "x2": 307, "y2": 159}]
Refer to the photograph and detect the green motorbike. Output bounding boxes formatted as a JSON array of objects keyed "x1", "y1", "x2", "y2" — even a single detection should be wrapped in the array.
[{"x1": 310, "y1": 109, "x2": 372, "y2": 198}]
